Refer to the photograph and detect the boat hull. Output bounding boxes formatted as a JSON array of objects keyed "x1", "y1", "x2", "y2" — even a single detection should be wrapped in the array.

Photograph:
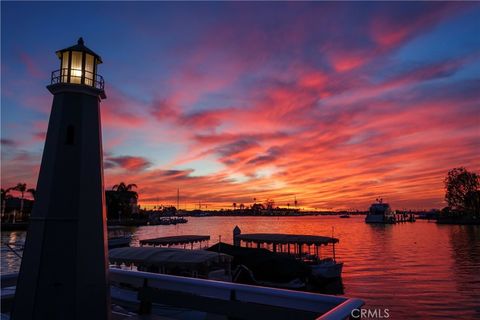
[
  {"x1": 311, "y1": 261, "x2": 343, "y2": 279},
  {"x1": 365, "y1": 215, "x2": 395, "y2": 224}
]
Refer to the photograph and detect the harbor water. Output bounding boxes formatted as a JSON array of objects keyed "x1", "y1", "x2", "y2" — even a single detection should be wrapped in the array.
[{"x1": 2, "y1": 215, "x2": 479, "y2": 319}]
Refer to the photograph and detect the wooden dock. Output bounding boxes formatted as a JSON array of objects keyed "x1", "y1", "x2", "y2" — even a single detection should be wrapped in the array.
[{"x1": 394, "y1": 213, "x2": 416, "y2": 223}]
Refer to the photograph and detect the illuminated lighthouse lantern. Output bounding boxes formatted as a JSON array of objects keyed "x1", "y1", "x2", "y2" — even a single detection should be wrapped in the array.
[
  {"x1": 12, "y1": 38, "x2": 110, "y2": 319},
  {"x1": 53, "y1": 37, "x2": 106, "y2": 96}
]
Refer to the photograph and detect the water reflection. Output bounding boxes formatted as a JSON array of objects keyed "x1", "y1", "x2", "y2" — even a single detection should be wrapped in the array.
[
  {"x1": 448, "y1": 225, "x2": 480, "y2": 319},
  {"x1": 1, "y1": 231, "x2": 25, "y2": 273},
  {"x1": 2, "y1": 216, "x2": 479, "y2": 319}
]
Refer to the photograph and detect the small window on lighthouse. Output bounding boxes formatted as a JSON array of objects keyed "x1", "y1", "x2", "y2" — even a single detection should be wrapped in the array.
[
  {"x1": 70, "y1": 51, "x2": 83, "y2": 84},
  {"x1": 66, "y1": 125, "x2": 75, "y2": 145}
]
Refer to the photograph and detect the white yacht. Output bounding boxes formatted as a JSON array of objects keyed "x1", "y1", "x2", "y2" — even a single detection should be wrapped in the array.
[{"x1": 365, "y1": 199, "x2": 395, "y2": 224}]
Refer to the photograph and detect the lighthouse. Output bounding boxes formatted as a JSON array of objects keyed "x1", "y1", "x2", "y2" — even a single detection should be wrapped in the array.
[{"x1": 12, "y1": 38, "x2": 110, "y2": 319}]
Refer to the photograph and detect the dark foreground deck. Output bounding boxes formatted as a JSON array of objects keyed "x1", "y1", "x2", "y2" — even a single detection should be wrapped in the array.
[{"x1": 112, "y1": 312, "x2": 173, "y2": 319}]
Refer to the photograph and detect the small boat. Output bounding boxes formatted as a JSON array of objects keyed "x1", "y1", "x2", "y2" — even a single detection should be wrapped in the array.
[
  {"x1": 148, "y1": 217, "x2": 188, "y2": 225},
  {"x1": 109, "y1": 246, "x2": 233, "y2": 281},
  {"x1": 107, "y1": 226, "x2": 132, "y2": 249},
  {"x1": 339, "y1": 214, "x2": 350, "y2": 218},
  {"x1": 108, "y1": 236, "x2": 132, "y2": 249},
  {"x1": 365, "y1": 199, "x2": 395, "y2": 224},
  {"x1": 311, "y1": 258, "x2": 343, "y2": 279},
  {"x1": 140, "y1": 235, "x2": 210, "y2": 250}
]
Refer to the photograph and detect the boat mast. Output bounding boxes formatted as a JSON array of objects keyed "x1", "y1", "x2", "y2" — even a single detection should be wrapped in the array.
[{"x1": 177, "y1": 188, "x2": 180, "y2": 210}]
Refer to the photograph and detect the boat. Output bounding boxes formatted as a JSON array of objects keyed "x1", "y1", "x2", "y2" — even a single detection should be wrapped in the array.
[
  {"x1": 232, "y1": 264, "x2": 306, "y2": 290},
  {"x1": 108, "y1": 236, "x2": 132, "y2": 249},
  {"x1": 310, "y1": 258, "x2": 343, "y2": 279},
  {"x1": 339, "y1": 214, "x2": 350, "y2": 218},
  {"x1": 109, "y1": 246, "x2": 233, "y2": 281},
  {"x1": 233, "y1": 232, "x2": 343, "y2": 281},
  {"x1": 140, "y1": 235, "x2": 210, "y2": 250},
  {"x1": 107, "y1": 226, "x2": 132, "y2": 249},
  {"x1": 208, "y1": 242, "x2": 309, "y2": 289},
  {"x1": 365, "y1": 199, "x2": 395, "y2": 224},
  {"x1": 148, "y1": 217, "x2": 188, "y2": 225}
]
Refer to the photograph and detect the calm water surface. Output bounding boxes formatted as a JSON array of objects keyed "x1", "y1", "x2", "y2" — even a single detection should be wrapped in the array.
[{"x1": 2, "y1": 216, "x2": 479, "y2": 319}]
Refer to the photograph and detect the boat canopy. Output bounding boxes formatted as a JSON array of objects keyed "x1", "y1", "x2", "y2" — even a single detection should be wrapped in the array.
[
  {"x1": 140, "y1": 235, "x2": 210, "y2": 247},
  {"x1": 235, "y1": 233, "x2": 338, "y2": 246},
  {"x1": 109, "y1": 247, "x2": 232, "y2": 269}
]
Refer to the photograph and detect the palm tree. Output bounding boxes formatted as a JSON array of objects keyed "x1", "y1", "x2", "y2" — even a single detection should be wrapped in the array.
[
  {"x1": 112, "y1": 182, "x2": 137, "y2": 192},
  {"x1": 13, "y1": 183, "x2": 27, "y2": 219},
  {"x1": 27, "y1": 188, "x2": 36, "y2": 200},
  {"x1": 1, "y1": 188, "x2": 12, "y2": 218},
  {"x1": 233, "y1": 203, "x2": 237, "y2": 211},
  {"x1": 111, "y1": 182, "x2": 138, "y2": 221}
]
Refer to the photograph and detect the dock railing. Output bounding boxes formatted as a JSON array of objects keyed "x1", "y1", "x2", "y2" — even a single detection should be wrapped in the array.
[
  {"x1": 110, "y1": 269, "x2": 363, "y2": 319},
  {"x1": 2, "y1": 270, "x2": 363, "y2": 320}
]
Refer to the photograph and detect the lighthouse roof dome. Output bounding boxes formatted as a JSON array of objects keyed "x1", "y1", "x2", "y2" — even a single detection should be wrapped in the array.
[{"x1": 55, "y1": 37, "x2": 103, "y2": 63}]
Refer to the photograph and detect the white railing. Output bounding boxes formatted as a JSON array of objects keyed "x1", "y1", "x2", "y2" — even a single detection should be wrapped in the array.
[{"x1": 2, "y1": 270, "x2": 364, "y2": 319}]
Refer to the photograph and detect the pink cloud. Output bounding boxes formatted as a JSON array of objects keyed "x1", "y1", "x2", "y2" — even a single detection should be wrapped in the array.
[{"x1": 105, "y1": 155, "x2": 151, "y2": 171}]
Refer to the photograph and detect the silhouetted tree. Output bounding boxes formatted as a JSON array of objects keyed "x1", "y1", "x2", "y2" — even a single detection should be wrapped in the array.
[
  {"x1": 1, "y1": 188, "x2": 12, "y2": 217},
  {"x1": 251, "y1": 203, "x2": 265, "y2": 214},
  {"x1": 112, "y1": 182, "x2": 138, "y2": 193},
  {"x1": 107, "y1": 182, "x2": 139, "y2": 220},
  {"x1": 444, "y1": 167, "x2": 479, "y2": 216},
  {"x1": 233, "y1": 202, "x2": 237, "y2": 210},
  {"x1": 265, "y1": 199, "x2": 275, "y2": 210},
  {"x1": 13, "y1": 183, "x2": 27, "y2": 217},
  {"x1": 27, "y1": 188, "x2": 36, "y2": 200}
]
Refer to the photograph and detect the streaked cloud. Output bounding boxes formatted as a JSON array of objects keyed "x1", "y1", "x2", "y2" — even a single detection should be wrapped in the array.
[{"x1": 2, "y1": 2, "x2": 479, "y2": 210}]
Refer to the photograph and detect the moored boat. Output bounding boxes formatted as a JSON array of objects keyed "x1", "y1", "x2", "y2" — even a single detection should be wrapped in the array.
[
  {"x1": 107, "y1": 226, "x2": 132, "y2": 249},
  {"x1": 365, "y1": 199, "x2": 395, "y2": 224},
  {"x1": 109, "y1": 246, "x2": 233, "y2": 281},
  {"x1": 233, "y1": 230, "x2": 343, "y2": 281},
  {"x1": 208, "y1": 242, "x2": 309, "y2": 289},
  {"x1": 311, "y1": 258, "x2": 343, "y2": 279}
]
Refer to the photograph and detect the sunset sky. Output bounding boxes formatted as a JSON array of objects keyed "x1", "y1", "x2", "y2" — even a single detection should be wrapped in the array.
[{"x1": 1, "y1": 2, "x2": 479, "y2": 210}]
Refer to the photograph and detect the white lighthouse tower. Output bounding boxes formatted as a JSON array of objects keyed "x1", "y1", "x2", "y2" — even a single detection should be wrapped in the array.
[{"x1": 12, "y1": 38, "x2": 110, "y2": 320}]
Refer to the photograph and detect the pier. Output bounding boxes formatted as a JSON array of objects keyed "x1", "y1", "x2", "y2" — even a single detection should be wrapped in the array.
[{"x1": 394, "y1": 213, "x2": 416, "y2": 223}]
